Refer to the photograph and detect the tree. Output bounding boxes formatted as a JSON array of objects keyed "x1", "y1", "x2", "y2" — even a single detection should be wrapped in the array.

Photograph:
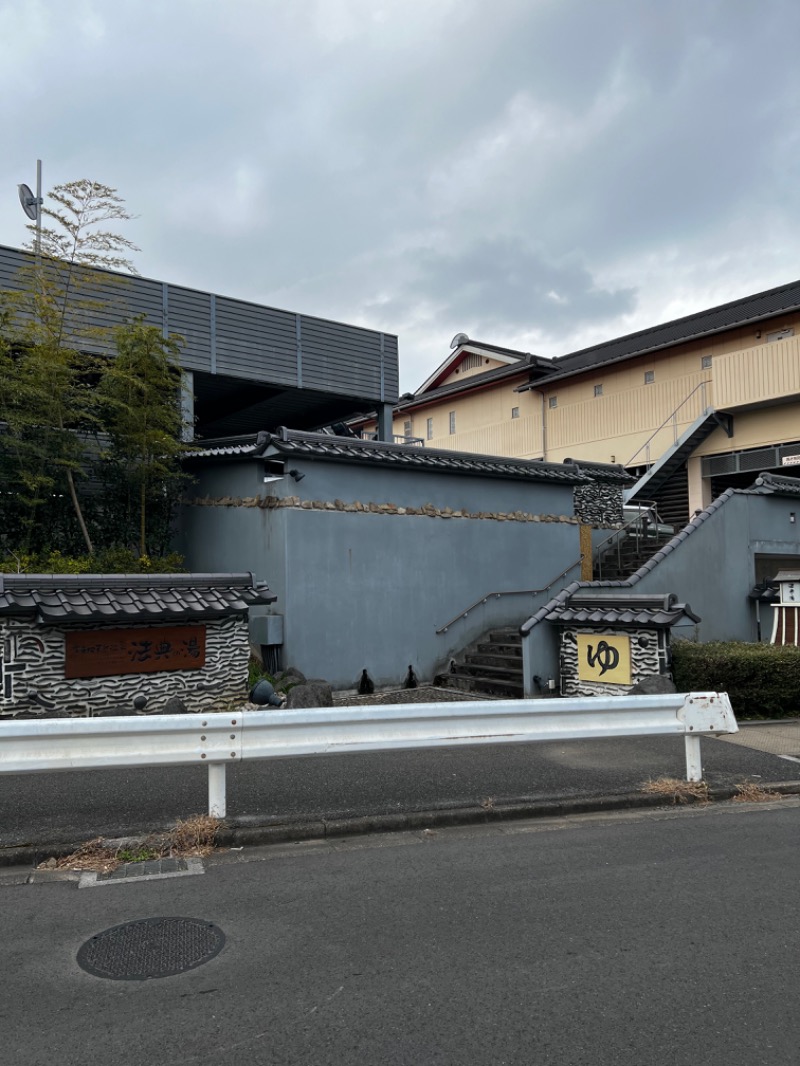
[
  {"x1": 96, "y1": 317, "x2": 188, "y2": 559},
  {"x1": 0, "y1": 180, "x2": 139, "y2": 554}
]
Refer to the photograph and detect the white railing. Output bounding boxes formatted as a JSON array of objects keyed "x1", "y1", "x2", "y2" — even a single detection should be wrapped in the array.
[{"x1": 0, "y1": 693, "x2": 737, "y2": 818}]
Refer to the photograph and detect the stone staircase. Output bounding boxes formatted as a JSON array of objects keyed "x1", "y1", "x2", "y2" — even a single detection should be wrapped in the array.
[{"x1": 435, "y1": 626, "x2": 524, "y2": 698}]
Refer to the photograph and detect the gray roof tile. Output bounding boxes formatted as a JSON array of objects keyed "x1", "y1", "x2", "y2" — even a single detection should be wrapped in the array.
[{"x1": 0, "y1": 573, "x2": 276, "y2": 624}]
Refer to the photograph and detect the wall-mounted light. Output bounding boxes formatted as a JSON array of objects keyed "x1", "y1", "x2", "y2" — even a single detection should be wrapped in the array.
[{"x1": 288, "y1": 469, "x2": 305, "y2": 482}]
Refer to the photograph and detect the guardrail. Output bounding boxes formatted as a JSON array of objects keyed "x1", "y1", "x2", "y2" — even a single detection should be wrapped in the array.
[{"x1": 0, "y1": 693, "x2": 737, "y2": 818}]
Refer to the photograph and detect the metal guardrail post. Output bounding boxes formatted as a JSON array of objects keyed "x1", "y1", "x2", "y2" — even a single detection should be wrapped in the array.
[
  {"x1": 208, "y1": 763, "x2": 227, "y2": 818},
  {"x1": 685, "y1": 735, "x2": 703, "y2": 782}
]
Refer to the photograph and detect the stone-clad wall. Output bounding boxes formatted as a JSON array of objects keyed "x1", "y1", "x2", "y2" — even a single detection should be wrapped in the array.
[
  {"x1": 559, "y1": 626, "x2": 666, "y2": 697},
  {"x1": 573, "y1": 483, "x2": 624, "y2": 526},
  {"x1": 0, "y1": 615, "x2": 249, "y2": 718},
  {"x1": 184, "y1": 492, "x2": 582, "y2": 525}
]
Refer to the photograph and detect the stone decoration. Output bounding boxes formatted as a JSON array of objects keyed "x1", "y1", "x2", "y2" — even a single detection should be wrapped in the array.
[
  {"x1": 184, "y1": 493, "x2": 584, "y2": 526},
  {"x1": 573, "y1": 482, "x2": 624, "y2": 526},
  {"x1": 559, "y1": 626, "x2": 666, "y2": 698},
  {"x1": 0, "y1": 615, "x2": 249, "y2": 718}
]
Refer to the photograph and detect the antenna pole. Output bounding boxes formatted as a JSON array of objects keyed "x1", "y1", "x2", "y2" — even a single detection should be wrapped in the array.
[{"x1": 34, "y1": 158, "x2": 42, "y2": 270}]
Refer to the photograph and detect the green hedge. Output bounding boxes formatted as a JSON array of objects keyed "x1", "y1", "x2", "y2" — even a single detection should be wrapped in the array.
[
  {"x1": 672, "y1": 640, "x2": 800, "y2": 720},
  {"x1": 0, "y1": 549, "x2": 186, "y2": 575}
]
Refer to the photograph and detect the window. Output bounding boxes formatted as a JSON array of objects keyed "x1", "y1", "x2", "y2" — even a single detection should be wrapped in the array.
[
  {"x1": 594, "y1": 384, "x2": 603, "y2": 397},
  {"x1": 548, "y1": 396, "x2": 558, "y2": 409},
  {"x1": 701, "y1": 355, "x2": 712, "y2": 370},
  {"x1": 426, "y1": 417, "x2": 433, "y2": 440},
  {"x1": 449, "y1": 410, "x2": 456, "y2": 434},
  {"x1": 403, "y1": 420, "x2": 412, "y2": 439},
  {"x1": 644, "y1": 370, "x2": 655, "y2": 384},
  {"x1": 511, "y1": 407, "x2": 519, "y2": 419}
]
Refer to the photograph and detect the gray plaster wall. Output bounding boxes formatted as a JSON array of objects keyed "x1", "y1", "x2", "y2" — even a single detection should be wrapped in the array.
[
  {"x1": 521, "y1": 490, "x2": 800, "y2": 696},
  {"x1": 178, "y1": 458, "x2": 582, "y2": 688},
  {"x1": 626, "y1": 491, "x2": 798, "y2": 644}
]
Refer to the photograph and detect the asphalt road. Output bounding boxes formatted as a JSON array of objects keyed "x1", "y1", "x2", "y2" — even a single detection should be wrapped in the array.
[
  {"x1": 2, "y1": 802, "x2": 798, "y2": 1065},
  {"x1": 6, "y1": 733, "x2": 800, "y2": 848},
  {"x1": 2, "y1": 733, "x2": 799, "y2": 850}
]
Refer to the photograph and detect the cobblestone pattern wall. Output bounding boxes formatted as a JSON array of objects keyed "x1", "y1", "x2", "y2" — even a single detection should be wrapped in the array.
[
  {"x1": 0, "y1": 615, "x2": 249, "y2": 718},
  {"x1": 184, "y1": 493, "x2": 581, "y2": 525},
  {"x1": 559, "y1": 626, "x2": 665, "y2": 698},
  {"x1": 573, "y1": 484, "x2": 624, "y2": 526}
]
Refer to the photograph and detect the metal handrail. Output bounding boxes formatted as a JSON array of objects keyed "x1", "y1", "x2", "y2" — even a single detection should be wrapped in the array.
[
  {"x1": 593, "y1": 500, "x2": 671, "y2": 581},
  {"x1": 437, "y1": 500, "x2": 669, "y2": 635},
  {"x1": 435, "y1": 559, "x2": 584, "y2": 635},
  {"x1": 626, "y1": 380, "x2": 712, "y2": 467}
]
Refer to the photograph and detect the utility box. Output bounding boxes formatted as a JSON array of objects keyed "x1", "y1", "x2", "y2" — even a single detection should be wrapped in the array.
[{"x1": 249, "y1": 611, "x2": 284, "y2": 647}]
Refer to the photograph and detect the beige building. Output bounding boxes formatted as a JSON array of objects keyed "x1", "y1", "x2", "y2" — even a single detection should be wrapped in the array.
[{"x1": 358, "y1": 281, "x2": 800, "y2": 527}]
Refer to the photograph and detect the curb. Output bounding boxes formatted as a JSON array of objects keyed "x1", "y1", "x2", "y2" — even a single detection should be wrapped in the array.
[{"x1": 3, "y1": 781, "x2": 800, "y2": 871}]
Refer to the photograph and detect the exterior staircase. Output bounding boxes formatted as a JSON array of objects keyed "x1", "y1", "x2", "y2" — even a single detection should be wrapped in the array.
[
  {"x1": 593, "y1": 525, "x2": 676, "y2": 581},
  {"x1": 435, "y1": 626, "x2": 523, "y2": 698}
]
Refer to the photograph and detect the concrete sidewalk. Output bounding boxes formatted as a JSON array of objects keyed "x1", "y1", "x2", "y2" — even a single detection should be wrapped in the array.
[{"x1": 2, "y1": 710, "x2": 799, "y2": 866}]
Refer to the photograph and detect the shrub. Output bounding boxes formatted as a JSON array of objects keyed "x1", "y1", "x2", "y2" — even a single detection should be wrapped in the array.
[
  {"x1": 671, "y1": 639, "x2": 800, "y2": 720},
  {"x1": 0, "y1": 548, "x2": 186, "y2": 574}
]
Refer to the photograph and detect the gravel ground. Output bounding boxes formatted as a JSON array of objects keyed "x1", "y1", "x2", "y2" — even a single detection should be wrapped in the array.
[{"x1": 333, "y1": 684, "x2": 495, "y2": 706}]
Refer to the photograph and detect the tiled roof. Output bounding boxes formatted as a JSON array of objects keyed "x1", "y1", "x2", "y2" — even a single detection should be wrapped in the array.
[
  {"x1": 0, "y1": 573, "x2": 276, "y2": 624},
  {"x1": 542, "y1": 591, "x2": 700, "y2": 628},
  {"x1": 261, "y1": 428, "x2": 593, "y2": 483},
  {"x1": 563, "y1": 458, "x2": 635, "y2": 485},
  {"x1": 744, "y1": 472, "x2": 800, "y2": 497}
]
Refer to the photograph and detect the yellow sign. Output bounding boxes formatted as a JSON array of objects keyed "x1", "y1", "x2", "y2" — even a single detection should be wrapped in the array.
[{"x1": 576, "y1": 633, "x2": 631, "y2": 685}]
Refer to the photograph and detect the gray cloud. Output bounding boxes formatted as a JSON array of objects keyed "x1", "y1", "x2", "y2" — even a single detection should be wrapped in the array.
[{"x1": 2, "y1": 0, "x2": 800, "y2": 390}]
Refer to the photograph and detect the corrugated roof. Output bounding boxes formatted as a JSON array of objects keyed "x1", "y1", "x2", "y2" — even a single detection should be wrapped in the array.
[
  {"x1": 0, "y1": 573, "x2": 276, "y2": 624},
  {"x1": 397, "y1": 360, "x2": 542, "y2": 410},
  {"x1": 519, "y1": 278, "x2": 800, "y2": 388}
]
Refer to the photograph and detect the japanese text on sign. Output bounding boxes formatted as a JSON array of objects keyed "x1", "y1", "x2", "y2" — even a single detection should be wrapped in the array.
[
  {"x1": 65, "y1": 626, "x2": 206, "y2": 679},
  {"x1": 576, "y1": 633, "x2": 631, "y2": 686}
]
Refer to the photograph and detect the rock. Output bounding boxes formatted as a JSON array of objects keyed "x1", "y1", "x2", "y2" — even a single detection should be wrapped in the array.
[
  {"x1": 274, "y1": 667, "x2": 307, "y2": 687},
  {"x1": 628, "y1": 674, "x2": 676, "y2": 695},
  {"x1": 284, "y1": 681, "x2": 333, "y2": 709},
  {"x1": 163, "y1": 696, "x2": 188, "y2": 714}
]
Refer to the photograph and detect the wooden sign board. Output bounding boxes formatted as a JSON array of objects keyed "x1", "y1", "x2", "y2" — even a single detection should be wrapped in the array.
[
  {"x1": 576, "y1": 633, "x2": 631, "y2": 686},
  {"x1": 65, "y1": 625, "x2": 206, "y2": 679}
]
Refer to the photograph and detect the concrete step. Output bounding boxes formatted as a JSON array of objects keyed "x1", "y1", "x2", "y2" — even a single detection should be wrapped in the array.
[
  {"x1": 486, "y1": 628, "x2": 521, "y2": 645},
  {"x1": 475, "y1": 641, "x2": 522, "y2": 658},
  {"x1": 436, "y1": 671, "x2": 524, "y2": 699},
  {"x1": 467, "y1": 651, "x2": 524, "y2": 669},
  {"x1": 460, "y1": 661, "x2": 523, "y2": 681}
]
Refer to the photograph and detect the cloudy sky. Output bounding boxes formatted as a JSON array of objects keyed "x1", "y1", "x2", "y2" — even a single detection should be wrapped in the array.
[{"x1": 2, "y1": 0, "x2": 799, "y2": 392}]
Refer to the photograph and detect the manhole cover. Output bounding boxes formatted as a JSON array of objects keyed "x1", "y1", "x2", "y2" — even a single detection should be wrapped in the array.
[{"x1": 77, "y1": 917, "x2": 225, "y2": 981}]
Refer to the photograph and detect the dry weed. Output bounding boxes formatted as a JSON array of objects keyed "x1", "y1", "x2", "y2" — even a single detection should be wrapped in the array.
[
  {"x1": 38, "y1": 814, "x2": 223, "y2": 872},
  {"x1": 732, "y1": 782, "x2": 782, "y2": 804},
  {"x1": 641, "y1": 777, "x2": 709, "y2": 805},
  {"x1": 170, "y1": 814, "x2": 221, "y2": 856},
  {"x1": 480, "y1": 797, "x2": 495, "y2": 811}
]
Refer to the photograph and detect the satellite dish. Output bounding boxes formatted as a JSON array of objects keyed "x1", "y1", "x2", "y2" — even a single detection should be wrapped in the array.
[
  {"x1": 18, "y1": 183, "x2": 38, "y2": 220},
  {"x1": 450, "y1": 332, "x2": 470, "y2": 350}
]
